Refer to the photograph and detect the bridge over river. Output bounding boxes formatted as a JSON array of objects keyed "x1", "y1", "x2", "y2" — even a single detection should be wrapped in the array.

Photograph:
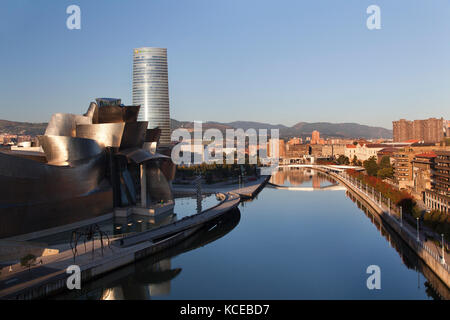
[
  {"x1": 267, "y1": 182, "x2": 346, "y2": 191},
  {"x1": 277, "y1": 164, "x2": 364, "y2": 173}
]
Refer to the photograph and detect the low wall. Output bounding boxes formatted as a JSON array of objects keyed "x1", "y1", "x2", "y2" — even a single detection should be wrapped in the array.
[{"x1": 329, "y1": 172, "x2": 450, "y2": 289}]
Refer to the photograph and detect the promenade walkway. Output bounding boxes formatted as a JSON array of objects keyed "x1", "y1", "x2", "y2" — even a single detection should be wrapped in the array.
[
  {"x1": 173, "y1": 175, "x2": 270, "y2": 199},
  {"x1": 329, "y1": 171, "x2": 450, "y2": 287},
  {"x1": 0, "y1": 192, "x2": 241, "y2": 299}
]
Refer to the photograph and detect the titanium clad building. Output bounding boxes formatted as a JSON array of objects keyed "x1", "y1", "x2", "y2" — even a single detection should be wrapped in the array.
[{"x1": 132, "y1": 47, "x2": 171, "y2": 145}]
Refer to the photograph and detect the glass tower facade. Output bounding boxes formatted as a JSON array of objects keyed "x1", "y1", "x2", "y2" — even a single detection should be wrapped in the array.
[{"x1": 132, "y1": 47, "x2": 171, "y2": 145}]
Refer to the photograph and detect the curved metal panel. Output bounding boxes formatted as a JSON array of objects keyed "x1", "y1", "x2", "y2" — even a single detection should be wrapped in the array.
[
  {"x1": 117, "y1": 148, "x2": 170, "y2": 164},
  {"x1": 76, "y1": 123, "x2": 125, "y2": 148},
  {"x1": 159, "y1": 158, "x2": 176, "y2": 181},
  {"x1": 0, "y1": 151, "x2": 107, "y2": 206},
  {"x1": 98, "y1": 105, "x2": 140, "y2": 124},
  {"x1": 145, "y1": 163, "x2": 173, "y2": 203},
  {"x1": 84, "y1": 102, "x2": 99, "y2": 124},
  {"x1": 145, "y1": 128, "x2": 161, "y2": 143},
  {"x1": 45, "y1": 113, "x2": 92, "y2": 137},
  {"x1": 38, "y1": 135, "x2": 103, "y2": 165},
  {"x1": 120, "y1": 122, "x2": 148, "y2": 149}
]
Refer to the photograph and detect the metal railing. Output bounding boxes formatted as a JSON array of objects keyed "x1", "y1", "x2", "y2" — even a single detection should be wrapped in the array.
[{"x1": 335, "y1": 171, "x2": 449, "y2": 273}]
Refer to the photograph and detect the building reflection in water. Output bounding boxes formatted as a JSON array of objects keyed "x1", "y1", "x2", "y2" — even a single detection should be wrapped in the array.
[
  {"x1": 345, "y1": 189, "x2": 449, "y2": 300},
  {"x1": 55, "y1": 208, "x2": 241, "y2": 300},
  {"x1": 100, "y1": 259, "x2": 178, "y2": 300},
  {"x1": 270, "y1": 167, "x2": 338, "y2": 189}
]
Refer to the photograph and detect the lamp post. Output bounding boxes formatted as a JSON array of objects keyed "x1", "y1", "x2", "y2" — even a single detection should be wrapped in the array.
[
  {"x1": 400, "y1": 206, "x2": 402, "y2": 227},
  {"x1": 442, "y1": 234, "x2": 446, "y2": 265},
  {"x1": 416, "y1": 217, "x2": 420, "y2": 242}
]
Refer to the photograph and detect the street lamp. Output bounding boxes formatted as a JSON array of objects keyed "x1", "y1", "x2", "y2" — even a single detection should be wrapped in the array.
[
  {"x1": 441, "y1": 234, "x2": 446, "y2": 265},
  {"x1": 416, "y1": 217, "x2": 420, "y2": 242},
  {"x1": 400, "y1": 206, "x2": 402, "y2": 226}
]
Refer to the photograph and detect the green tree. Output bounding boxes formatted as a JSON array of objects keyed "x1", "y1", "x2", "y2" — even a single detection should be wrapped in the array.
[
  {"x1": 379, "y1": 156, "x2": 391, "y2": 169},
  {"x1": 20, "y1": 254, "x2": 37, "y2": 274},
  {"x1": 337, "y1": 155, "x2": 350, "y2": 165},
  {"x1": 377, "y1": 167, "x2": 393, "y2": 179},
  {"x1": 363, "y1": 156, "x2": 379, "y2": 176}
]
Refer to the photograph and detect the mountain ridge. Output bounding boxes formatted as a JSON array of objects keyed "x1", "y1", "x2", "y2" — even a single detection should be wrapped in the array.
[
  {"x1": 0, "y1": 119, "x2": 393, "y2": 139},
  {"x1": 171, "y1": 120, "x2": 392, "y2": 139}
]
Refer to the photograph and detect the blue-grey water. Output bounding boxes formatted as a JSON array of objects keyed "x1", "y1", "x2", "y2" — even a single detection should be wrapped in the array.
[{"x1": 57, "y1": 169, "x2": 448, "y2": 300}]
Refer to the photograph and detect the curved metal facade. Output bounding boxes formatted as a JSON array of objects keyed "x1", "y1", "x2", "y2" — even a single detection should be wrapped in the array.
[
  {"x1": 0, "y1": 99, "x2": 175, "y2": 239},
  {"x1": 132, "y1": 47, "x2": 171, "y2": 146},
  {"x1": 38, "y1": 135, "x2": 103, "y2": 165}
]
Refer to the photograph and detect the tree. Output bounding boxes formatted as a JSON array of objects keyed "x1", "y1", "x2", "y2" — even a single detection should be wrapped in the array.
[
  {"x1": 377, "y1": 167, "x2": 393, "y2": 179},
  {"x1": 379, "y1": 156, "x2": 391, "y2": 169},
  {"x1": 363, "y1": 156, "x2": 379, "y2": 176},
  {"x1": 337, "y1": 155, "x2": 350, "y2": 165},
  {"x1": 20, "y1": 254, "x2": 37, "y2": 275}
]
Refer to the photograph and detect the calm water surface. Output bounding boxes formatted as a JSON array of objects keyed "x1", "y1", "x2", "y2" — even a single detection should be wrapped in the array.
[{"x1": 58, "y1": 168, "x2": 448, "y2": 300}]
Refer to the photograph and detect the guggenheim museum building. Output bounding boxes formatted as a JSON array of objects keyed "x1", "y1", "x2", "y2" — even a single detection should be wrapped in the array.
[{"x1": 0, "y1": 98, "x2": 175, "y2": 239}]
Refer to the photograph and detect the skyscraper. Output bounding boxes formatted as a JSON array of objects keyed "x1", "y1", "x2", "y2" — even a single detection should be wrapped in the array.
[{"x1": 132, "y1": 47, "x2": 171, "y2": 145}]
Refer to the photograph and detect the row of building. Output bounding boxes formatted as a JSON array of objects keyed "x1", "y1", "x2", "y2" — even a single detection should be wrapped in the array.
[
  {"x1": 278, "y1": 139, "x2": 410, "y2": 163},
  {"x1": 0, "y1": 134, "x2": 34, "y2": 146},
  {"x1": 270, "y1": 133, "x2": 450, "y2": 213},
  {"x1": 393, "y1": 117, "x2": 449, "y2": 143},
  {"x1": 393, "y1": 147, "x2": 449, "y2": 214}
]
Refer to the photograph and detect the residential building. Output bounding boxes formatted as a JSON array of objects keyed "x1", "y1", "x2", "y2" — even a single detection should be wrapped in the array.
[
  {"x1": 433, "y1": 150, "x2": 450, "y2": 196},
  {"x1": 311, "y1": 130, "x2": 320, "y2": 144},
  {"x1": 393, "y1": 118, "x2": 446, "y2": 143},
  {"x1": 377, "y1": 147, "x2": 399, "y2": 164},
  {"x1": 287, "y1": 137, "x2": 301, "y2": 146},
  {"x1": 310, "y1": 144, "x2": 323, "y2": 157},
  {"x1": 267, "y1": 139, "x2": 286, "y2": 159},
  {"x1": 411, "y1": 152, "x2": 436, "y2": 196},
  {"x1": 345, "y1": 143, "x2": 386, "y2": 162},
  {"x1": 393, "y1": 143, "x2": 447, "y2": 189},
  {"x1": 424, "y1": 151, "x2": 450, "y2": 213},
  {"x1": 285, "y1": 144, "x2": 309, "y2": 159}
]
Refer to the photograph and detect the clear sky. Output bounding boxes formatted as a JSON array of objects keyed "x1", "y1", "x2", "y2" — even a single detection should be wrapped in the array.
[{"x1": 0, "y1": 0, "x2": 449, "y2": 129}]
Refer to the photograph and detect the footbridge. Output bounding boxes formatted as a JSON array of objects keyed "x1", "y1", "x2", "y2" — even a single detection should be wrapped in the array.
[
  {"x1": 267, "y1": 182, "x2": 346, "y2": 191},
  {"x1": 277, "y1": 164, "x2": 364, "y2": 173}
]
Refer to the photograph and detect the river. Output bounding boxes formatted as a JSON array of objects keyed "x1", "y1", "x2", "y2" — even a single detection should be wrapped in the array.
[{"x1": 56, "y1": 168, "x2": 449, "y2": 300}]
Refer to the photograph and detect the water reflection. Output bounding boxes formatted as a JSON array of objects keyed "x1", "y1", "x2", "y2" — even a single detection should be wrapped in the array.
[
  {"x1": 345, "y1": 189, "x2": 449, "y2": 300},
  {"x1": 54, "y1": 168, "x2": 449, "y2": 300},
  {"x1": 32, "y1": 195, "x2": 220, "y2": 247},
  {"x1": 270, "y1": 167, "x2": 338, "y2": 188},
  {"x1": 55, "y1": 208, "x2": 241, "y2": 300}
]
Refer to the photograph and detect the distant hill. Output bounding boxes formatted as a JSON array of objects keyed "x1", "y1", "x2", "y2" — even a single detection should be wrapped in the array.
[
  {"x1": 0, "y1": 118, "x2": 392, "y2": 139},
  {"x1": 0, "y1": 120, "x2": 47, "y2": 136},
  {"x1": 172, "y1": 120, "x2": 392, "y2": 139}
]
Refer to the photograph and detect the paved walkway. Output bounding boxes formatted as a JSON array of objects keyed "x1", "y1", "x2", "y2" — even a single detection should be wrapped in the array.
[
  {"x1": 0, "y1": 192, "x2": 241, "y2": 299},
  {"x1": 334, "y1": 172, "x2": 450, "y2": 271},
  {"x1": 173, "y1": 176, "x2": 269, "y2": 198}
]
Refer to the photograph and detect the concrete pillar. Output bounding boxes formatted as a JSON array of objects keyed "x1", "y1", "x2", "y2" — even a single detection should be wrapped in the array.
[{"x1": 140, "y1": 164, "x2": 147, "y2": 208}]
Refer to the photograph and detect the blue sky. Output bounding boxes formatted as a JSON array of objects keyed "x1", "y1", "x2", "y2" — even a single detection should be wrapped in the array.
[{"x1": 0, "y1": 0, "x2": 449, "y2": 128}]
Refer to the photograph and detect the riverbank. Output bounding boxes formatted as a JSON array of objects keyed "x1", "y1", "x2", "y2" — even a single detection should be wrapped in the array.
[
  {"x1": 173, "y1": 175, "x2": 270, "y2": 199},
  {"x1": 329, "y1": 171, "x2": 450, "y2": 289},
  {"x1": 0, "y1": 192, "x2": 242, "y2": 299}
]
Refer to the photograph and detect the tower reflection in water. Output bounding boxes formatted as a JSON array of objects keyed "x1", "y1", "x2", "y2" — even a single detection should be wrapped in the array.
[{"x1": 56, "y1": 208, "x2": 241, "y2": 300}]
